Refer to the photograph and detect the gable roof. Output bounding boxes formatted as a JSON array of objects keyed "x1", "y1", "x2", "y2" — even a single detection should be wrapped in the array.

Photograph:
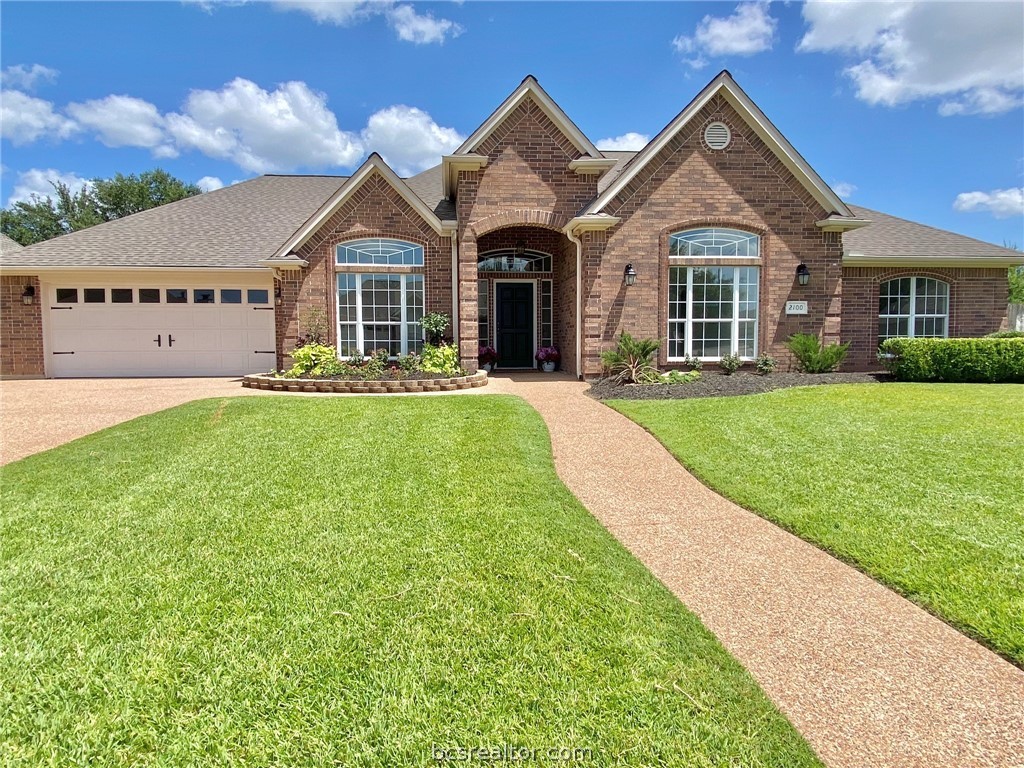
[
  {"x1": 453, "y1": 75, "x2": 601, "y2": 158},
  {"x1": 0, "y1": 175, "x2": 347, "y2": 270},
  {"x1": 267, "y1": 153, "x2": 455, "y2": 263},
  {"x1": 844, "y1": 205, "x2": 1024, "y2": 266},
  {"x1": 0, "y1": 233, "x2": 24, "y2": 257},
  {"x1": 586, "y1": 70, "x2": 855, "y2": 220}
]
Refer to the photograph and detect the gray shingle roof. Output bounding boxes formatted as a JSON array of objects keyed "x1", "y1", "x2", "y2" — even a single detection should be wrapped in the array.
[
  {"x1": 404, "y1": 165, "x2": 456, "y2": 220},
  {"x1": 0, "y1": 233, "x2": 24, "y2": 257},
  {"x1": 845, "y1": 205, "x2": 1021, "y2": 260},
  {"x1": 1, "y1": 175, "x2": 347, "y2": 269}
]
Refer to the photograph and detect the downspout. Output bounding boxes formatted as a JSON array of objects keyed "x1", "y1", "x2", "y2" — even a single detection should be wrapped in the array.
[
  {"x1": 450, "y1": 234, "x2": 459, "y2": 339},
  {"x1": 564, "y1": 226, "x2": 584, "y2": 380}
]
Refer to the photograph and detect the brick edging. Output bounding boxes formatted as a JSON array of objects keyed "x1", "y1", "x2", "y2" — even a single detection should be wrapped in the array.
[{"x1": 241, "y1": 370, "x2": 489, "y2": 394}]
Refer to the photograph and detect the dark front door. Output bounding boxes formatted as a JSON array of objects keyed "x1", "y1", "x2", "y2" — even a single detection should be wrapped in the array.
[{"x1": 496, "y1": 282, "x2": 534, "y2": 368}]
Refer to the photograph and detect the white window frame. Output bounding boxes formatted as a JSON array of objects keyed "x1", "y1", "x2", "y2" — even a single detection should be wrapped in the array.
[
  {"x1": 666, "y1": 265, "x2": 760, "y2": 361},
  {"x1": 878, "y1": 276, "x2": 949, "y2": 343},
  {"x1": 337, "y1": 272, "x2": 424, "y2": 358}
]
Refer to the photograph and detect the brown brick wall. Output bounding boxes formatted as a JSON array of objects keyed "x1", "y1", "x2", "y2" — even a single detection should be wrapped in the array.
[
  {"x1": 841, "y1": 266, "x2": 1010, "y2": 370},
  {"x1": 593, "y1": 96, "x2": 839, "y2": 377},
  {"x1": 277, "y1": 171, "x2": 452, "y2": 369},
  {"x1": 0, "y1": 275, "x2": 44, "y2": 377}
]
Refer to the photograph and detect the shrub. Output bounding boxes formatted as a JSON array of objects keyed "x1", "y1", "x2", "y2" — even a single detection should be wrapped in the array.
[
  {"x1": 420, "y1": 342, "x2": 462, "y2": 376},
  {"x1": 986, "y1": 330, "x2": 1024, "y2": 339},
  {"x1": 785, "y1": 333, "x2": 850, "y2": 373},
  {"x1": 361, "y1": 348, "x2": 391, "y2": 379},
  {"x1": 478, "y1": 345, "x2": 498, "y2": 366},
  {"x1": 755, "y1": 353, "x2": 778, "y2": 375},
  {"x1": 880, "y1": 337, "x2": 1024, "y2": 383},
  {"x1": 601, "y1": 334, "x2": 661, "y2": 384},
  {"x1": 535, "y1": 346, "x2": 560, "y2": 364},
  {"x1": 663, "y1": 369, "x2": 701, "y2": 384},
  {"x1": 286, "y1": 343, "x2": 343, "y2": 378},
  {"x1": 718, "y1": 354, "x2": 742, "y2": 375},
  {"x1": 682, "y1": 355, "x2": 703, "y2": 371},
  {"x1": 421, "y1": 312, "x2": 451, "y2": 345},
  {"x1": 297, "y1": 306, "x2": 329, "y2": 346},
  {"x1": 398, "y1": 353, "x2": 421, "y2": 374}
]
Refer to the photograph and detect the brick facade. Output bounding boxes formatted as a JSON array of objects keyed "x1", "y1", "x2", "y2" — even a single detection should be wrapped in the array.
[
  {"x1": 0, "y1": 275, "x2": 44, "y2": 377},
  {"x1": 841, "y1": 267, "x2": 1010, "y2": 370}
]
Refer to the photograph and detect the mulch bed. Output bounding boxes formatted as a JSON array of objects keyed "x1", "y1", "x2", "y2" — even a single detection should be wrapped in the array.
[{"x1": 587, "y1": 371, "x2": 892, "y2": 400}]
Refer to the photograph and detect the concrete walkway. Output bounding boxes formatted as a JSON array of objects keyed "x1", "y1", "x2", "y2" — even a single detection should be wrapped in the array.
[{"x1": 487, "y1": 373, "x2": 1024, "y2": 768}]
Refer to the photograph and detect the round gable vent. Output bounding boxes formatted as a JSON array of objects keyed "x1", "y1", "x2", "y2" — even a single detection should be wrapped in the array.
[{"x1": 704, "y1": 121, "x2": 731, "y2": 150}]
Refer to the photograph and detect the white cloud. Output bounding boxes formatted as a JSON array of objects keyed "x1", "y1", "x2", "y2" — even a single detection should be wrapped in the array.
[
  {"x1": 799, "y1": 1, "x2": 1024, "y2": 115},
  {"x1": 6, "y1": 168, "x2": 91, "y2": 206},
  {"x1": 0, "y1": 90, "x2": 77, "y2": 145},
  {"x1": 66, "y1": 95, "x2": 171, "y2": 152},
  {"x1": 360, "y1": 105, "x2": 463, "y2": 175},
  {"x1": 596, "y1": 132, "x2": 650, "y2": 151},
  {"x1": 272, "y1": 0, "x2": 462, "y2": 43},
  {"x1": 165, "y1": 77, "x2": 363, "y2": 173},
  {"x1": 196, "y1": 175, "x2": 225, "y2": 192},
  {"x1": 832, "y1": 181, "x2": 857, "y2": 199},
  {"x1": 953, "y1": 188, "x2": 1024, "y2": 219},
  {"x1": 673, "y1": 2, "x2": 777, "y2": 68},
  {"x1": 386, "y1": 4, "x2": 463, "y2": 44},
  {"x1": 1, "y1": 64, "x2": 59, "y2": 91}
]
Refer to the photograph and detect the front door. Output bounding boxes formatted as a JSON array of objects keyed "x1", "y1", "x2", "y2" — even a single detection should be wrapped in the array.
[{"x1": 495, "y1": 282, "x2": 534, "y2": 368}]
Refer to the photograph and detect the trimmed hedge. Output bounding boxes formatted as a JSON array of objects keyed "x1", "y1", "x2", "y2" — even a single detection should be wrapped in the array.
[{"x1": 880, "y1": 337, "x2": 1024, "y2": 383}]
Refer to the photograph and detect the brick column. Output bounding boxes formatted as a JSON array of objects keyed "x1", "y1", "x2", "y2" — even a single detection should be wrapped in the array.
[
  {"x1": 0, "y1": 275, "x2": 44, "y2": 377},
  {"x1": 581, "y1": 230, "x2": 607, "y2": 378},
  {"x1": 458, "y1": 231, "x2": 479, "y2": 371}
]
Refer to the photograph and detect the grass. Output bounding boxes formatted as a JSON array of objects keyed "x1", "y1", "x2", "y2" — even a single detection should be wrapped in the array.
[
  {"x1": 0, "y1": 395, "x2": 820, "y2": 767},
  {"x1": 610, "y1": 383, "x2": 1024, "y2": 665}
]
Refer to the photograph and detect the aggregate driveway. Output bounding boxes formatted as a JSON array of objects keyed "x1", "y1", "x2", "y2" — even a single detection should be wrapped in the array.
[{"x1": 0, "y1": 377, "x2": 256, "y2": 464}]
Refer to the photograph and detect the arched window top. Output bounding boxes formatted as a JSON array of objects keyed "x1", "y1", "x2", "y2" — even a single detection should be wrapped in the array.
[
  {"x1": 336, "y1": 238, "x2": 423, "y2": 266},
  {"x1": 670, "y1": 228, "x2": 760, "y2": 258},
  {"x1": 477, "y1": 249, "x2": 552, "y2": 273}
]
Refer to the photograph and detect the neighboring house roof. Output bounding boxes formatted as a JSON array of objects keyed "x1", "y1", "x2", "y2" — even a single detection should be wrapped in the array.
[
  {"x1": 0, "y1": 175, "x2": 346, "y2": 270},
  {"x1": 844, "y1": 205, "x2": 1024, "y2": 267},
  {"x1": 0, "y1": 233, "x2": 25, "y2": 256},
  {"x1": 586, "y1": 70, "x2": 857, "y2": 223}
]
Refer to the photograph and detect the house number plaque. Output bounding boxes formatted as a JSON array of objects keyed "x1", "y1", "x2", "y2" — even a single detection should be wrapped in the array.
[{"x1": 785, "y1": 301, "x2": 809, "y2": 315}]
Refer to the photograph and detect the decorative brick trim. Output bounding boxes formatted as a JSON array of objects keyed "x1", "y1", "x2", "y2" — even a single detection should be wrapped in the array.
[
  {"x1": 241, "y1": 369, "x2": 489, "y2": 393},
  {"x1": 470, "y1": 210, "x2": 566, "y2": 237}
]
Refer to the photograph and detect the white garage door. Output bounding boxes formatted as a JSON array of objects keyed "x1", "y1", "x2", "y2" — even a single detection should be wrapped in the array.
[{"x1": 46, "y1": 284, "x2": 277, "y2": 377}]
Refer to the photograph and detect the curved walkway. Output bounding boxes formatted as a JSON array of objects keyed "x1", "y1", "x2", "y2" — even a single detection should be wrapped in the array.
[{"x1": 487, "y1": 373, "x2": 1024, "y2": 768}]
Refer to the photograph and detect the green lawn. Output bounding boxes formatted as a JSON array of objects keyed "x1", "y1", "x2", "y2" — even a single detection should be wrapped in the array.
[
  {"x1": 0, "y1": 396, "x2": 819, "y2": 767},
  {"x1": 611, "y1": 383, "x2": 1024, "y2": 665}
]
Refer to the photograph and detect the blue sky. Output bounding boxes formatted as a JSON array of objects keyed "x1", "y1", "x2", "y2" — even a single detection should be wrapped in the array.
[{"x1": 1, "y1": 1, "x2": 1022, "y2": 246}]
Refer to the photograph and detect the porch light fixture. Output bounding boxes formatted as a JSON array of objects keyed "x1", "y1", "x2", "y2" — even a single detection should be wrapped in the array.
[
  {"x1": 21, "y1": 285, "x2": 35, "y2": 305},
  {"x1": 796, "y1": 263, "x2": 810, "y2": 287},
  {"x1": 623, "y1": 263, "x2": 637, "y2": 287},
  {"x1": 514, "y1": 240, "x2": 526, "y2": 257}
]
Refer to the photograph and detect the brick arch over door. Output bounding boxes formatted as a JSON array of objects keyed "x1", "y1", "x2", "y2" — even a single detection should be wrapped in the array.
[{"x1": 469, "y1": 210, "x2": 566, "y2": 238}]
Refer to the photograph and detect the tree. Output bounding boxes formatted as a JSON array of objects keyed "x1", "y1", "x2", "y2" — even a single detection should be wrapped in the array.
[
  {"x1": 0, "y1": 169, "x2": 201, "y2": 246},
  {"x1": 1006, "y1": 242, "x2": 1023, "y2": 304}
]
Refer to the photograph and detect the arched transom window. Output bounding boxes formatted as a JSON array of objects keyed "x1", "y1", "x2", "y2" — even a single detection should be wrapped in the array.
[
  {"x1": 878, "y1": 277, "x2": 949, "y2": 343},
  {"x1": 669, "y1": 228, "x2": 760, "y2": 258},
  {"x1": 477, "y1": 249, "x2": 552, "y2": 273},
  {"x1": 336, "y1": 238, "x2": 424, "y2": 266}
]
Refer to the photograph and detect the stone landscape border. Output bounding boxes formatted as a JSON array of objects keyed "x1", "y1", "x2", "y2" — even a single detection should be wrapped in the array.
[{"x1": 242, "y1": 370, "x2": 488, "y2": 394}]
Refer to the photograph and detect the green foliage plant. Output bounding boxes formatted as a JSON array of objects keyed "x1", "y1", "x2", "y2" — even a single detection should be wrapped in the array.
[
  {"x1": 718, "y1": 354, "x2": 743, "y2": 375},
  {"x1": 601, "y1": 334, "x2": 661, "y2": 385},
  {"x1": 785, "y1": 333, "x2": 850, "y2": 373}
]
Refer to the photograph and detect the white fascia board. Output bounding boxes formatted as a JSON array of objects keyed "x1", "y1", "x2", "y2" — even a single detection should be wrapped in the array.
[
  {"x1": 588, "y1": 72, "x2": 853, "y2": 218},
  {"x1": 453, "y1": 77, "x2": 601, "y2": 159},
  {"x1": 442, "y1": 154, "x2": 488, "y2": 199},
  {"x1": 568, "y1": 158, "x2": 618, "y2": 175},
  {"x1": 0, "y1": 264, "x2": 267, "y2": 273},
  {"x1": 564, "y1": 215, "x2": 621, "y2": 236},
  {"x1": 843, "y1": 253, "x2": 1024, "y2": 268},
  {"x1": 257, "y1": 257, "x2": 308, "y2": 270},
  {"x1": 271, "y1": 155, "x2": 446, "y2": 260},
  {"x1": 816, "y1": 217, "x2": 872, "y2": 233}
]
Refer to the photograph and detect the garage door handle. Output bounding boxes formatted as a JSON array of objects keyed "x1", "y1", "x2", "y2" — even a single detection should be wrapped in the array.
[
  {"x1": 52, "y1": 351, "x2": 75, "y2": 355},
  {"x1": 254, "y1": 350, "x2": 275, "y2": 354},
  {"x1": 253, "y1": 307, "x2": 274, "y2": 311},
  {"x1": 51, "y1": 306, "x2": 73, "y2": 310},
  {"x1": 153, "y1": 334, "x2": 162, "y2": 347},
  {"x1": 168, "y1": 335, "x2": 175, "y2": 348}
]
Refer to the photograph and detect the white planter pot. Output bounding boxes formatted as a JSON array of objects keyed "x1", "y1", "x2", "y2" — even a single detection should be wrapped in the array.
[
  {"x1": 481, "y1": 363, "x2": 493, "y2": 373},
  {"x1": 541, "y1": 361, "x2": 556, "y2": 373}
]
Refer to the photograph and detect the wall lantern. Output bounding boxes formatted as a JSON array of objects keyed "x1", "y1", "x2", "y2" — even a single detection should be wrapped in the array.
[
  {"x1": 623, "y1": 263, "x2": 637, "y2": 287},
  {"x1": 21, "y1": 285, "x2": 35, "y2": 305},
  {"x1": 796, "y1": 263, "x2": 810, "y2": 287},
  {"x1": 274, "y1": 283, "x2": 282, "y2": 305}
]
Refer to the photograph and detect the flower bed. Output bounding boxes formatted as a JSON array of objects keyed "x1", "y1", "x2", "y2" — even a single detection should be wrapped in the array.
[{"x1": 242, "y1": 369, "x2": 488, "y2": 394}]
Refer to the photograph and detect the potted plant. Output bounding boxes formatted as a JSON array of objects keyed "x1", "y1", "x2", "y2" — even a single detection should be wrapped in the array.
[
  {"x1": 478, "y1": 345, "x2": 498, "y2": 373},
  {"x1": 535, "y1": 346, "x2": 560, "y2": 372}
]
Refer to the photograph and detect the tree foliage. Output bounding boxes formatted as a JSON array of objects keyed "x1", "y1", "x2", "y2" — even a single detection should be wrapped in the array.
[
  {"x1": 1009, "y1": 266, "x2": 1024, "y2": 304},
  {"x1": 0, "y1": 169, "x2": 201, "y2": 246}
]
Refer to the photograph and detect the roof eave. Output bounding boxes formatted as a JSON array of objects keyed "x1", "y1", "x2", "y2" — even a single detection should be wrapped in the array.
[
  {"x1": 843, "y1": 253, "x2": 1024, "y2": 268},
  {"x1": 816, "y1": 217, "x2": 872, "y2": 233}
]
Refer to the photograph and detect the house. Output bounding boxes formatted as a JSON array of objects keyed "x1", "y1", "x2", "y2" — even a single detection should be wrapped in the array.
[{"x1": 1, "y1": 71, "x2": 1021, "y2": 379}]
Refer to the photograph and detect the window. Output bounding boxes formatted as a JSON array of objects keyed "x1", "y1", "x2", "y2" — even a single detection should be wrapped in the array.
[
  {"x1": 166, "y1": 289, "x2": 187, "y2": 304},
  {"x1": 111, "y1": 289, "x2": 133, "y2": 303},
  {"x1": 194, "y1": 289, "x2": 215, "y2": 304},
  {"x1": 247, "y1": 289, "x2": 269, "y2": 304},
  {"x1": 669, "y1": 228, "x2": 760, "y2": 258},
  {"x1": 220, "y1": 289, "x2": 242, "y2": 304},
  {"x1": 139, "y1": 289, "x2": 160, "y2": 303},
  {"x1": 337, "y1": 273, "x2": 424, "y2": 357},
  {"x1": 56, "y1": 288, "x2": 78, "y2": 303},
  {"x1": 478, "y1": 279, "x2": 490, "y2": 346},
  {"x1": 84, "y1": 288, "x2": 105, "y2": 303},
  {"x1": 337, "y1": 238, "x2": 423, "y2": 266},
  {"x1": 878, "y1": 277, "x2": 949, "y2": 343},
  {"x1": 478, "y1": 249, "x2": 552, "y2": 273},
  {"x1": 668, "y1": 266, "x2": 759, "y2": 359},
  {"x1": 540, "y1": 280, "x2": 553, "y2": 348}
]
